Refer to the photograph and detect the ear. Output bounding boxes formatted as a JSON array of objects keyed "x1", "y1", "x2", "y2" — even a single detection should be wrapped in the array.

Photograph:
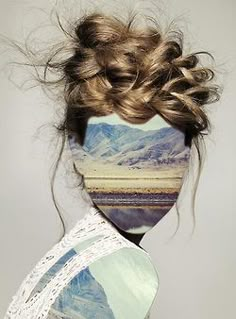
[
  {"x1": 68, "y1": 132, "x2": 82, "y2": 159},
  {"x1": 68, "y1": 132, "x2": 77, "y2": 151}
]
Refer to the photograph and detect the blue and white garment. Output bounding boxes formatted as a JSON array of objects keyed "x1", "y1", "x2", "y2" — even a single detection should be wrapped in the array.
[{"x1": 4, "y1": 206, "x2": 159, "y2": 319}]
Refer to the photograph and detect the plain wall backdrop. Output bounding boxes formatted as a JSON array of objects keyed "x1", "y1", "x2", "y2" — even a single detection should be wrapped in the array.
[{"x1": 0, "y1": 0, "x2": 235, "y2": 318}]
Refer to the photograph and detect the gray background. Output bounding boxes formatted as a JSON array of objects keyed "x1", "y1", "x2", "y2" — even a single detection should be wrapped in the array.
[{"x1": 0, "y1": 0, "x2": 235, "y2": 318}]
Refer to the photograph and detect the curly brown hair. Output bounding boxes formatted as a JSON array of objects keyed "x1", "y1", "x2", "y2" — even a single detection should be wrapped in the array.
[{"x1": 1, "y1": 7, "x2": 222, "y2": 241}]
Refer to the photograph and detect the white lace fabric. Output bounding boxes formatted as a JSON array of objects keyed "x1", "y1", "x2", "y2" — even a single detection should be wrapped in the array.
[{"x1": 4, "y1": 206, "x2": 153, "y2": 319}]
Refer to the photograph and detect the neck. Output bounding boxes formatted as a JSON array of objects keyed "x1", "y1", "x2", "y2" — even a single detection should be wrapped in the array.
[
  {"x1": 116, "y1": 228, "x2": 145, "y2": 246},
  {"x1": 96, "y1": 207, "x2": 145, "y2": 247}
]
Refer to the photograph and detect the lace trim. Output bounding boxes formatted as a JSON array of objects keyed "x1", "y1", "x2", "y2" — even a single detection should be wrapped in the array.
[{"x1": 4, "y1": 206, "x2": 147, "y2": 319}]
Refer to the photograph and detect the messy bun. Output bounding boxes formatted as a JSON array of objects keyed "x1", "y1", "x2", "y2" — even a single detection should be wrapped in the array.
[
  {"x1": 1, "y1": 8, "x2": 222, "y2": 240},
  {"x1": 63, "y1": 12, "x2": 220, "y2": 148}
]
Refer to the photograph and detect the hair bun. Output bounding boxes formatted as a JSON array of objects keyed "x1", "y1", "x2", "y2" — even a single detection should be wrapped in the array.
[{"x1": 62, "y1": 12, "x2": 221, "y2": 138}]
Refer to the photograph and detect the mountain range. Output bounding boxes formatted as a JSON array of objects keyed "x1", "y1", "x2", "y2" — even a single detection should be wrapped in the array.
[{"x1": 69, "y1": 123, "x2": 190, "y2": 167}]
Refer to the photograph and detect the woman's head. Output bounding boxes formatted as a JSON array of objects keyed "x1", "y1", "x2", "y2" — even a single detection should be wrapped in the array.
[
  {"x1": 1, "y1": 8, "x2": 222, "y2": 241},
  {"x1": 61, "y1": 11, "x2": 221, "y2": 237}
]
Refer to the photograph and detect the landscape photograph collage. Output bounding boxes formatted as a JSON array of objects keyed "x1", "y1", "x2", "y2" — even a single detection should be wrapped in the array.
[{"x1": 68, "y1": 113, "x2": 191, "y2": 234}]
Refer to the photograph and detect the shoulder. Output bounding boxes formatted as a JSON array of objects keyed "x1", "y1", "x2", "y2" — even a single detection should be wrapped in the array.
[{"x1": 48, "y1": 245, "x2": 159, "y2": 319}]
